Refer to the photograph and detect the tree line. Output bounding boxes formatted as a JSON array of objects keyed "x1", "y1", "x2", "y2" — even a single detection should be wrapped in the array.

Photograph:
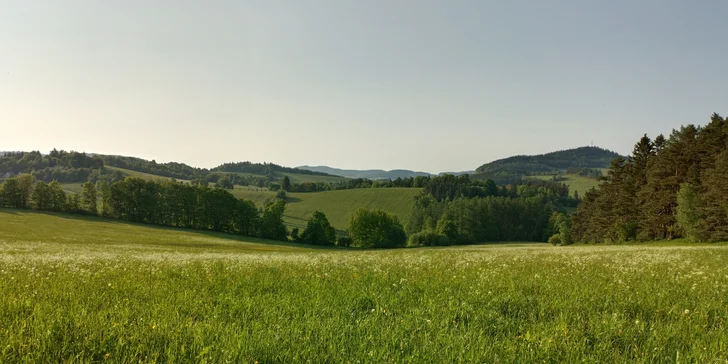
[
  {"x1": 0, "y1": 150, "x2": 111, "y2": 183},
  {"x1": 565, "y1": 167, "x2": 604, "y2": 178},
  {"x1": 0, "y1": 175, "x2": 408, "y2": 248},
  {"x1": 572, "y1": 113, "x2": 728, "y2": 243},
  {"x1": 406, "y1": 175, "x2": 577, "y2": 246},
  {"x1": 281, "y1": 175, "x2": 431, "y2": 193}
]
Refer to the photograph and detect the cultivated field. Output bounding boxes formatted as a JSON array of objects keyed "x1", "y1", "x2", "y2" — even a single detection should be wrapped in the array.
[{"x1": 1, "y1": 210, "x2": 727, "y2": 362}]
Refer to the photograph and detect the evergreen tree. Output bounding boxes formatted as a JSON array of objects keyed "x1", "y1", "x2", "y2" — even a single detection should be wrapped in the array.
[
  {"x1": 282, "y1": 176, "x2": 291, "y2": 192},
  {"x1": 699, "y1": 150, "x2": 728, "y2": 241}
]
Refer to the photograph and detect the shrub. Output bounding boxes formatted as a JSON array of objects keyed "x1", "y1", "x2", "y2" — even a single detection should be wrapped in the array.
[
  {"x1": 336, "y1": 234, "x2": 352, "y2": 247},
  {"x1": 407, "y1": 230, "x2": 450, "y2": 247},
  {"x1": 348, "y1": 208, "x2": 407, "y2": 248},
  {"x1": 300, "y1": 211, "x2": 336, "y2": 245},
  {"x1": 290, "y1": 227, "x2": 300, "y2": 242},
  {"x1": 548, "y1": 233, "x2": 561, "y2": 246}
]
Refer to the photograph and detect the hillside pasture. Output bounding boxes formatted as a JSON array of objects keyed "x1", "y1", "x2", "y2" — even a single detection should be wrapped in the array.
[
  {"x1": 229, "y1": 187, "x2": 421, "y2": 231},
  {"x1": 284, "y1": 188, "x2": 421, "y2": 231},
  {"x1": 529, "y1": 174, "x2": 601, "y2": 196}
]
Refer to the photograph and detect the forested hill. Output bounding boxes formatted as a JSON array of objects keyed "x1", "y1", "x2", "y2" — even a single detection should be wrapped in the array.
[
  {"x1": 214, "y1": 162, "x2": 337, "y2": 177},
  {"x1": 98, "y1": 156, "x2": 339, "y2": 180},
  {"x1": 99, "y1": 155, "x2": 206, "y2": 180},
  {"x1": 472, "y1": 146, "x2": 621, "y2": 184},
  {"x1": 297, "y1": 166, "x2": 433, "y2": 179}
]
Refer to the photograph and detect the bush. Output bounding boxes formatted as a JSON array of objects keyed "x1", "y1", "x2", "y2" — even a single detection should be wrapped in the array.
[
  {"x1": 275, "y1": 190, "x2": 287, "y2": 200},
  {"x1": 290, "y1": 228, "x2": 300, "y2": 242},
  {"x1": 348, "y1": 208, "x2": 407, "y2": 248},
  {"x1": 300, "y1": 211, "x2": 336, "y2": 245},
  {"x1": 407, "y1": 230, "x2": 451, "y2": 247},
  {"x1": 548, "y1": 233, "x2": 561, "y2": 246},
  {"x1": 336, "y1": 235, "x2": 352, "y2": 247}
]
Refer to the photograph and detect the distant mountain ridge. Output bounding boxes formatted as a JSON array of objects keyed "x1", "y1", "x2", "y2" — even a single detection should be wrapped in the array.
[{"x1": 297, "y1": 166, "x2": 434, "y2": 180}]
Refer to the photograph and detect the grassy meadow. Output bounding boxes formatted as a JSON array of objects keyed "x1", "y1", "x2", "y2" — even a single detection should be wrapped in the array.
[
  {"x1": 229, "y1": 187, "x2": 422, "y2": 231},
  {"x1": 1, "y1": 210, "x2": 728, "y2": 362},
  {"x1": 283, "y1": 188, "x2": 421, "y2": 230},
  {"x1": 530, "y1": 174, "x2": 602, "y2": 196}
]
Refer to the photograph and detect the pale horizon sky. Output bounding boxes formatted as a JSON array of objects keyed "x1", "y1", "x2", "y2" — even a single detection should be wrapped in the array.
[{"x1": 1, "y1": 1, "x2": 726, "y2": 173}]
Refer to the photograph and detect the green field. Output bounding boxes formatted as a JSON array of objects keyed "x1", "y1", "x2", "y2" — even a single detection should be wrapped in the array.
[
  {"x1": 1, "y1": 210, "x2": 727, "y2": 362},
  {"x1": 228, "y1": 186, "x2": 278, "y2": 206},
  {"x1": 283, "y1": 188, "x2": 421, "y2": 230},
  {"x1": 530, "y1": 174, "x2": 602, "y2": 196},
  {"x1": 229, "y1": 187, "x2": 422, "y2": 231}
]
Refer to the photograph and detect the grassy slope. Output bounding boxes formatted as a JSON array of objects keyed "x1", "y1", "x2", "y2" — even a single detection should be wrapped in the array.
[
  {"x1": 228, "y1": 187, "x2": 421, "y2": 231},
  {"x1": 284, "y1": 188, "x2": 421, "y2": 230},
  {"x1": 0, "y1": 209, "x2": 311, "y2": 253},
  {"x1": 1, "y1": 209, "x2": 728, "y2": 362},
  {"x1": 228, "y1": 186, "x2": 278, "y2": 206},
  {"x1": 529, "y1": 174, "x2": 601, "y2": 195}
]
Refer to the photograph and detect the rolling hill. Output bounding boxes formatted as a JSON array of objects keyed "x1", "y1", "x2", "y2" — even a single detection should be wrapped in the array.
[
  {"x1": 297, "y1": 165, "x2": 433, "y2": 179},
  {"x1": 472, "y1": 146, "x2": 621, "y2": 184},
  {"x1": 228, "y1": 187, "x2": 422, "y2": 231}
]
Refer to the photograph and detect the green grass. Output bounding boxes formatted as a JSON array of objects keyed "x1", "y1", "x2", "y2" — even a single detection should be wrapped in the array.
[
  {"x1": 284, "y1": 188, "x2": 421, "y2": 231},
  {"x1": 229, "y1": 187, "x2": 422, "y2": 231},
  {"x1": 0, "y1": 209, "x2": 311, "y2": 253},
  {"x1": 530, "y1": 174, "x2": 602, "y2": 196},
  {"x1": 228, "y1": 186, "x2": 278, "y2": 206},
  {"x1": 1, "y1": 209, "x2": 728, "y2": 362},
  {"x1": 60, "y1": 182, "x2": 84, "y2": 194}
]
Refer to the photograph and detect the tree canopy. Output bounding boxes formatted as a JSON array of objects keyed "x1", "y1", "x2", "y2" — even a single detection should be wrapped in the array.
[{"x1": 572, "y1": 113, "x2": 728, "y2": 243}]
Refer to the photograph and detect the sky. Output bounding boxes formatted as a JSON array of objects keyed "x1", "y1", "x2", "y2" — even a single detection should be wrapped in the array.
[{"x1": 1, "y1": 0, "x2": 726, "y2": 173}]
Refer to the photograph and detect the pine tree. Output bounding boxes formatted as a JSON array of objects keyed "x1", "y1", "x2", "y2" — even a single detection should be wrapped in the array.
[{"x1": 699, "y1": 150, "x2": 728, "y2": 241}]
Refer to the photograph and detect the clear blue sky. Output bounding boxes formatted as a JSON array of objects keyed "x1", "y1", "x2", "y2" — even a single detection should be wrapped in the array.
[{"x1": 1, "y1": 1, "x2": 726, "y2": 173}]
